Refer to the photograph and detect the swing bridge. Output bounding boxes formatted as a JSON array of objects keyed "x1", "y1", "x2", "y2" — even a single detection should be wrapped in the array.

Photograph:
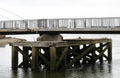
[{"x1": 0, "y1": 17, "x2": 115, "y2": 71}]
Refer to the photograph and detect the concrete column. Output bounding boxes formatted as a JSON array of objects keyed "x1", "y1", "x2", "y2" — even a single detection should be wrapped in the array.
[{"x1": 37, "y1": 34, "x2": 63, "y2": 41}]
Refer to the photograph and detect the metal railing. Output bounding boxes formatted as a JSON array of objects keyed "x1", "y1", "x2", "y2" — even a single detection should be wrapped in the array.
[{"x1": 0, "y1": 17, "x2": 120, "y2": 29}]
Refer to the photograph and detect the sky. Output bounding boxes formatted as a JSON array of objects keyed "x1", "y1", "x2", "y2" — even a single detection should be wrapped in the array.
[{"x1": 0, "y1": 0, "x2": 120, "y2": 20}]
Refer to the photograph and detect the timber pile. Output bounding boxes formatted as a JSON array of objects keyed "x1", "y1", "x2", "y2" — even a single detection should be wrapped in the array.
[{"x1": 10, "y1": 38, "x2": 112, "y2": 71}]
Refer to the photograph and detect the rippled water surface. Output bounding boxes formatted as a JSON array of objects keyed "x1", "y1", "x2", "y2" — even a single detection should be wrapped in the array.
[{"x1": 0, "y1": 34, "x2": 120, "y2": 78}]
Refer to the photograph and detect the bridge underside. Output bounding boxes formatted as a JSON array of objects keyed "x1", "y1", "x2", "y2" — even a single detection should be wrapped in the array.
[{"x1": 0, "y1": 28, "x2": 120, "y2": 35}]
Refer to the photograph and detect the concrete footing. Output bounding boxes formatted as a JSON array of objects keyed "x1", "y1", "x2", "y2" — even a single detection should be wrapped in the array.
[{"x1": 37, "y1": 34, "x2": 63, "y2": 41}]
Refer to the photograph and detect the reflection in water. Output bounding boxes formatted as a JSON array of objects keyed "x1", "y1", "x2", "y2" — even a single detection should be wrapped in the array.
[
  {"x1": 9, "y1": 63, "x2": 112, "y2": 78},
  {"x1": 11, "y1": 68, "x2": 66, "y2": 78},
  {"x1": 65, "y1": 63, "x2": 112, "y2": 78}
]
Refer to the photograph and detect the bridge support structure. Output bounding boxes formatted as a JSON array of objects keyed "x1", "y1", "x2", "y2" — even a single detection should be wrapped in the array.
[{"x1": 10, "y1": 38, "x2": 112, "y2": 71}]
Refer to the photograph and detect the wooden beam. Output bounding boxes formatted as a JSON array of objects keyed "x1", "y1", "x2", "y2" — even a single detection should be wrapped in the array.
[
  {"x1": 39, "y1": 53, "x2": 50, "y2": 65},
  {"x1": 10, "y1": 38, "x2": 111, "y2": 47},
  {"x1": 94, "y1": 44, "x2": 110, "y2": 61},
  {"x1": 56, "y1": 47, "x2": 68, "y2": 69},
  {"x1": 95, "y1": 43, "x2": 109, "y2": 51},
  {"x1": 18, "y1": 53, "x2": 32, "y2": 67},
  {"x1": 73, "y1": 46, "x2": 81, "y2": 66},
  {"x1": 16, "y1": 47, "x2": 32, "y2": 62},
  {"x1": 96, "y1": 49, "x2": 108, "y2": 61},
  {"x1": 66, "y1": 44, "x2": 95, "y2": 67}
]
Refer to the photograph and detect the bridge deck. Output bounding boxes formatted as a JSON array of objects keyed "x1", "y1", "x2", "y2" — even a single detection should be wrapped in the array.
[{"x1": 1, "y1": 17, "x2": 120, "y2": 34}]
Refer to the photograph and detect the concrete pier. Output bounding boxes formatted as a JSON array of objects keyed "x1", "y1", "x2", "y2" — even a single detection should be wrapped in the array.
[{"x1": 37, "y1": 34, "x2": 63, "y2": 41}]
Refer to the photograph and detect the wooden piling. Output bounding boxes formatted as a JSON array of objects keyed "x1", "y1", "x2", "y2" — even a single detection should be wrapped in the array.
[
  {"x1": 12, "y1": 46, "x2": 18, "y2": 68},
  {"x1": 32, "y1": 47, "x2": 39, "y2": 69},
  {"x1": 91, "y1": 44, "x2": 96, "y2": 63},
  {"x1": 73, "y1": 46, "x2": 80, "y2": 66},
  {"x1": 108, "y1": 42, "x2": 112, "y2": 63},
  {"x1": 10, "y1": 38, "x2": 112, "y2": 71},
  {"x1": 43, "y1": 47, "x2": 50, "y2": 69},
  {"x1": 50, "y1": 46, "x2": 57, "y2": 71},
  {"x1": 23, "y1": 47, "x2": 29, "y2": 68},
  {"x1": 99, "y1": 43, "x2": 103, "y2": 63},
  {"x1": 83, "y1": 44, "x2": 87, "y2": 63}
]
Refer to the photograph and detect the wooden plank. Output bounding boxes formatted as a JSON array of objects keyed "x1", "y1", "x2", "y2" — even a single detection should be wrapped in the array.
[
  {"x1": 10, "y1": 41, "x2": 67, "y2": 47},
  {"x1": 65, "y1": 39, "x2": 111, "y2": 46},
  {"x1": 12, "y1": 46, "x2": 18, "y2": 68},
  {"x1": 0, "y1": 37, "x2": 26, "y2": 46},
  {"x1": 10, "y1": 38, "x2": 111, "y2": 47}
]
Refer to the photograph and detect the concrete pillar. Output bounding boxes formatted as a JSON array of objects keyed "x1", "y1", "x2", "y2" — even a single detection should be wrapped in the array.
[{"x1": 37, "y1": 34, "x2": 63, "y2": 41}]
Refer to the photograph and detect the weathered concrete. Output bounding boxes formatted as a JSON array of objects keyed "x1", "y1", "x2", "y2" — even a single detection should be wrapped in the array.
[{"x1": 37, "y1": 34, "x2": 63, "y2": 41}]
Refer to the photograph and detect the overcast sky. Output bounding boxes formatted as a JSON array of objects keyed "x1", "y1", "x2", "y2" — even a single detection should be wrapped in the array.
[{"x1": 0, "y1": 0, "x2": 120, "y2": 20}]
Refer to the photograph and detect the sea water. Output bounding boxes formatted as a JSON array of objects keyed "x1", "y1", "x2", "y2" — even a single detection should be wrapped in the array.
[{"x1": 0, "y1": 34, "x2": 120, "y2": 78}]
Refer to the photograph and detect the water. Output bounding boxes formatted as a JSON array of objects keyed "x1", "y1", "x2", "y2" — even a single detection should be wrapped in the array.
[{"x1": 0, "y1": 34, "x2": 120, "y2": 78}]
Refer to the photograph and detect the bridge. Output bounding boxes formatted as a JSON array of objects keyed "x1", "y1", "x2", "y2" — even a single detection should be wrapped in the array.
[
  {"x1": 0, "y1": 17, "x2": 120, "y2": 35},
  {"x1": 0, "y1": 17, "x2": 114, "y2": 71}
]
